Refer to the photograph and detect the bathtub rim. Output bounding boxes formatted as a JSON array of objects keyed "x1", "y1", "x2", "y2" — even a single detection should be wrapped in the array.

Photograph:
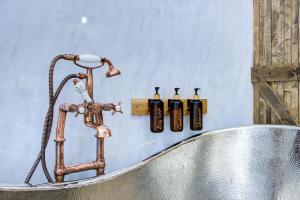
[{"x1": 0, "y1": 124, "x2": 299, "y2": 191}]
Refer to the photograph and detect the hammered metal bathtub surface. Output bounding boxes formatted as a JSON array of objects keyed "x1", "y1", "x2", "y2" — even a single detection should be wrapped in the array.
[{"x1": 1, "y1": 125, "x2": 300, "y2": 200}]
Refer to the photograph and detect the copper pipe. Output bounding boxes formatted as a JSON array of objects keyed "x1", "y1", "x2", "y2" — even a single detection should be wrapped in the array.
[
  {"x1": 86, "y1": 69, "x2": 94, "y2": 99},
  {"x1": 95, "y1": 112, "x2": 104, "y2": 126},
  {"x1": 95, "y1": 113, "x2": 105, "y2": 160},
  {"x1": 55, "y1": 161, "x2": 104, "y2": 176},
  {"x1": 54, "y1": 109, "x2": 67, "y2": 183},
  {"x1": 96, "y1": 139, "x2": 105, "y2": 176},
  {"x1": 95, "y1": 112, "x2": 105, "y2": 176},
  {"x1": 84, "y1": 69, "x2": 98, "y2": 129},
  {"x1": 100, "y1": 139, "x2": 104, "y2": 160},
  {"x1": 63, "y1": 161, "x2": 104, "y2": 175}
]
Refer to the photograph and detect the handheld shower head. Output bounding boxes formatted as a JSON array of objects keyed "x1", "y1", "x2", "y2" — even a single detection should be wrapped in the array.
[
  {"x1": 65, "y1": 54, "x2": 121, "y2": 77},
  {"x1": 101, "y1": 57, "x2": 121, "y2": 77},
  {"x1": 106, "y1": 67, "x2": 121, "y2": 77}
]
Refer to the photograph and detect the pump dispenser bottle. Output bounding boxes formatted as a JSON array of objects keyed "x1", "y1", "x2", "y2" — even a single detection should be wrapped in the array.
[
  {"x1": 188, "y1": 88, "x2": 203, "y2": 131},
  {"x1": 148, "y1": 87, "x2": 164, "y2": 133},
  {"x1": 168, "y1": 88, "x2": 183, "y2": 132}
]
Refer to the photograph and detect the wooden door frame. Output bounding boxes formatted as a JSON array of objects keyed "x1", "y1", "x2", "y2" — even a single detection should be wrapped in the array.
[{"x1": 252, "y1": 0, "x2": 299, "y2": 125}]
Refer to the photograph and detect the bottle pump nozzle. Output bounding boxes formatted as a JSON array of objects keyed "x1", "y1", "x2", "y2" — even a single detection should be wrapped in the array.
[
  {"x1": 194, "y1": 88, "x2": 200, "y2": 99},
  {"x1": 154, "y1": 87, "x2": 160, "y2": 99},
  {"x1": 174, "y1": 88, "x2": 180, "y2": 99},
  {"x1": 155, "y1": 87, "x2": 160, "y2": 94}
]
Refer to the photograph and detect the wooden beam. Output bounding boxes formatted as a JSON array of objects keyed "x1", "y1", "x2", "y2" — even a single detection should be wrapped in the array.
[
  {"x1": 252, "y1": 63, "x2": 300, "y2": 82},
  {"x1": 253, "y1": 0, "x2": 260, "y2": 66},
  {"x1": 263, "y1": 0, "x2": 272, "y2": 65},
  {"x1": 259, "y1": 0, "x2": 265, "y2": 64},
  {"x1": 253, "y1": 83, "x2": 260, "y2": 123},
  {"x1": 291, "y1": 0, "x2": 299, "y2": 63},
  {"x1": 258, "y1": 82, "x2": 297, "y2": 125}
]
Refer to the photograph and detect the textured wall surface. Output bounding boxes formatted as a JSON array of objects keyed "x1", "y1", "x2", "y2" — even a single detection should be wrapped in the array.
[
  {"x1": 0, "y1": 0, "x2": 252, "y2": 184},
  {"x1": 1, "y1": 126, "x2": 300, "y2": 200}
]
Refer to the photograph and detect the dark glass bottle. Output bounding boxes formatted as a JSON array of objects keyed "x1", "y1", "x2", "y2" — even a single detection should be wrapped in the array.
[
  {"x1": 188, "y1": 88, "x2": 203, "y2": 131},
  {"x1": 168, "y1": 88, "x2": 183, "y2": 132},
  {"x1": 148, "y1": 87, "x2": 164, "y2": 133}
]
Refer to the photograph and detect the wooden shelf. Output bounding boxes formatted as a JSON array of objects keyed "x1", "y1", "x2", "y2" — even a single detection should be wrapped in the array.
[{"x1": 131, "y1": 98, "x2": 207, "y2": 116}]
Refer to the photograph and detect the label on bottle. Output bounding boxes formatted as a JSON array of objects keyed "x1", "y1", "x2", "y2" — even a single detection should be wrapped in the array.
[
  {"x1": 196, "y1": 107, "x2": 202, "y2": 129},
  {"x1": 177, "y1": 108, "x2": 183, "y2": 130},
  {"x1": 172, "y1": 108, "x2": 183, "y2": 131},
  {"x1": 155, "y1": 108, "x2": 163, "y2": 130}
]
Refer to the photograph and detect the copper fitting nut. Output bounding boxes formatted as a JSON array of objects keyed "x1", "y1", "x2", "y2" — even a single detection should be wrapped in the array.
[
  {"x1": 64, "y1": 54, "x2": 76, "y2": 61},
  {"x1": 76, "y1": 73, "x2": 87, "y2": 79},
  {"x1": 54, "y1": 168, "x2": 65, "y2": 176}
]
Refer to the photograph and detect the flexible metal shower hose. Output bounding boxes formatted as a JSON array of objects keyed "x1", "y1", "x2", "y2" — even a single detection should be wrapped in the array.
[{"x1": 25, "y1": 55, "x2": 77, "y2": 184}]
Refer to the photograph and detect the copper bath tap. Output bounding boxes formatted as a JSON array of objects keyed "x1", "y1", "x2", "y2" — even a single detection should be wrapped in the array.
[{"x1": 25, "y1": 54, "x2": 122, "y2": 184}]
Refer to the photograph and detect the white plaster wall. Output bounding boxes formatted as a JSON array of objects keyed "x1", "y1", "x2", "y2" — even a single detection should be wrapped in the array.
[{"x1": 0, "y1": 0, "x2": 253, "y2": 184}]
